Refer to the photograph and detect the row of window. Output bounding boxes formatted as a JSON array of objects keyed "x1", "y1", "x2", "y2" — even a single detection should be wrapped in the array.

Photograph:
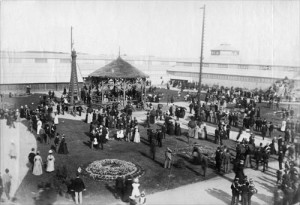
[
  {"x1": 5, "y1": 58, "x2": 299, "y2": 72},
  {"x1": 169, "y1": 71, "x2": 276, "y2": 83}
]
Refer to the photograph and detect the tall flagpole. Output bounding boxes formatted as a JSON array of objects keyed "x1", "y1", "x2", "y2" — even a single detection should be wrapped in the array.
[
  {"x1": 198, "y1": 5, "x2": 206, "y2": 103},
  {"x1": 71, "y1": 26, "x2": 73, "y2": 51}
]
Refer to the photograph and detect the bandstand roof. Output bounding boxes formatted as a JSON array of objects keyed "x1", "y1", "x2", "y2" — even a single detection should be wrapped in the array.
[{"x1": 88, "y1": 56, "x2": 149, "y2": 79}]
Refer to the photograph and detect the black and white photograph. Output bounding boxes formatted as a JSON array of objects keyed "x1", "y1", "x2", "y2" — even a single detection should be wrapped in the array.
[{"x1": 0, "y1": 1, "x2": 299, "y2": 205}]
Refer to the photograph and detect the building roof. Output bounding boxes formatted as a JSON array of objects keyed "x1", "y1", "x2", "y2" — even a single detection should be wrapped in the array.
[{"x1": 89, "y1": 57, "x2": 149, "y2": 79}]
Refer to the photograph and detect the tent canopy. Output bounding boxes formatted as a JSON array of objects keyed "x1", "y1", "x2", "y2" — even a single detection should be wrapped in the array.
[{"x1": 88, "y1": 57, "x2": 149, "y2": 79}]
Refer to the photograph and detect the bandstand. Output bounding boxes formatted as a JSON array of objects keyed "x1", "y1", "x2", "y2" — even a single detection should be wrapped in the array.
[{"x1": 87, "y1": 56, "x2": 149, "y2": 108}]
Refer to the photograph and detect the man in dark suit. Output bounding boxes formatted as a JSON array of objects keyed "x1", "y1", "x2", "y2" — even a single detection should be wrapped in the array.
[
  {"x1": 71, "y1": 173, "x2": 86, "y2": 204},
  {"x1": 201, "y1": 154, "x2": 208, "y2": 177},
  {"x1": 28, "y1": 148, "x2": 36, "y2": 171},
  {"x1": 157, "y1": 130, "x2": 163, "y2": 147},
  {"x1": 99, "y1": 126, "x2": 107, "y2": 150}
]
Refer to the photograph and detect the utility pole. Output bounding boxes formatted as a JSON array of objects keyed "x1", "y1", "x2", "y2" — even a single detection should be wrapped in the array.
[{"x1": 198, "y1": 5, "x2": 206, "y2": 103}]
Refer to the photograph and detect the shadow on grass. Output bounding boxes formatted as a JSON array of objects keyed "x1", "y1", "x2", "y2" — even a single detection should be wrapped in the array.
[
  {"x1": 105, "y1": 183, "x2": 118, "y2": 200},
  {"x1": 138, "y1": 151, "x2": 164, "y2": 167},
  {"x1": 82, "y1": 141, "x2": 92, "y2": 149},
  {"x1": 205, "y1": 188, "x2": 232, "y2": 204},
  {"x1": 140, "y1": 138, "x2": 150, "y2": 146},
  {"x1": 185, "y1": 165, "x2": 200, "y2": 176},
  {"x1": 176, "y1": 137, "x2": 188, "y2": 144}
]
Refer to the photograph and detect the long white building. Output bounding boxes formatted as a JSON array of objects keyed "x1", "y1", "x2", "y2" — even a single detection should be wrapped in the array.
[{"x1": 0, "y1": 44, "x2": 299, "y2": 93}]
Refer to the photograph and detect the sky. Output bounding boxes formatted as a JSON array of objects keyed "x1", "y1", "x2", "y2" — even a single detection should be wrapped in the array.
[{"x1": 1, "y1": 0, "x2": 300, "y2": 65}]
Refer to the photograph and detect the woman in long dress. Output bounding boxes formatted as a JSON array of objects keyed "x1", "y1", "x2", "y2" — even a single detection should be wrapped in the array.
[
  {"x1": 131, "y1": 178, "x2": 140, "y2": 198},
  {"x1": 46, "y1": 150, "x2": 55, "y2": 172},
  {"x1": 9, "y1": 141, "x2": 17, "y2": 159},
  {"x1": 87, "y1": 112, "x2": 93, "y2": 124},
  {"x1": 194, "y1": 125, "x2": 199, "y2": 139},
  {"x1": 37, "y1": 119, "x2": 42, "y2": 135},
  {"x1": 133, "y1": 126, "x2": 140, "y2": 143},
  {"x1": 54, "y1": 113, "x2": 59, "y2": 125},
  {"x1": 58, "y1": 136, "x2": 69, "y2": 154},
  {"x1": 33, "y1": 151, "x2": 43, "y2": 176},
  {"x1": 200, "y1": 122, "x2": 206, "y2": 139},
  {"x1": 281, "y1": 120, "x2": 286, "y2": 132},
  {"x1": 15, "y1": 109, "x2": 20, "y2": 122}
]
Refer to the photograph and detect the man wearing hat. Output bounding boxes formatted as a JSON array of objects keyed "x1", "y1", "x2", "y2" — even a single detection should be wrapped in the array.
[
  {"x1": 248, "y1": 179, "x2": 257, "y2": 205},
  {"x1": 71, "y1": 172, "x2": 86, "y2": 204},
  {"x1": 164, "y1": 148, "x2": 172, "y2": 169},
  {"x1": 231, "y1": 178, "x2": 240, "y2": 205},
  {"x1": 240, "y1": 176, "x2": 249, "y2": 205}
]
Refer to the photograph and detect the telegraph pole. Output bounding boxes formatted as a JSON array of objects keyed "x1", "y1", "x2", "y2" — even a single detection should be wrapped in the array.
[{"x1": 198, "y1": 5, "x2": 206, "y2": 103}]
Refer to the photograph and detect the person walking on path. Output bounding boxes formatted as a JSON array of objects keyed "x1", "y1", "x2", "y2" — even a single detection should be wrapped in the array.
[
  {"x1": 9, "y1": 140, "x2": 17, "y2": 159},
  {"x1": 131, "y1": 178, "x2": 141, "y2": 198},
  {"x1": 164, "y1": 148, "x2": 172, "y2": 169},
  {"x1": 150, "y1": 141, "x2": 156, "y2": 161},
  {"x1": 28, "y1": 148, "x2": 36, "y2": 171},
  {"x1": 2, "y1": 169, "x2": 12, "y2": 201},
  {"x1": 224, "y1": 149, "x2": 232, "y2": 173},
  {"x1": 33, "y1": 151, "x2": 43, "y2": 176},
  {"x1": 58, "y1": 135, "x2": 69, "y2": 154},
  {"x1": 201, "y1": 154, "x2": 208, "y2": 177},
  {"x1": 46, "y1": 150, "x2": 55, "y2": 173},
  {"x1": 231, "y1": 178, "x2": 240, "y2": 205},
  {"x1": 71, "y1": 173, "x2": 86, "y2": 204}
]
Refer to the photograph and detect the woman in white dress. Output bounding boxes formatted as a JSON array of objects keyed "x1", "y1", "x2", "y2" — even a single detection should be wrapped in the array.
[
  {"x1": 194, "y1": 125, "x2": 199, "y2": 139},
  {"x1": 87, "y1": 111, "x2": 93, "y2": 124},
  {"x1": 133, "y1": 126, "x2": 140, "y2": 143},
  {"x1": 15, "y1": 109, "x2": 20, "y2": 122},
  {"x1": 117, "y1": 129, "x2": 124, "y2": 140},
  {"x1": 200, "y1": 122, "x2": 206, "y2": 139},
  {"x1": 281, "y1": 119, "x2": 286, "y2": 132},
  {"x1": 9, "y1": 140, "x2": 17, "y2": 159},
  {"x1": 131, "y1": 178, "x2": 141, "y2": 198},
  {"x1": 33, "y1": 151, "x2": 43, "y2": 176},
  {"x1": 54, "y1": 113, "x2": 59, "y2": 125},
  {"x1": 106, "y1": 127, "x2": 110, "y2": 140},
  {"x1": 37, "y1": 119, "x2": 42, "y2": 135},
  {"x1": 46, "y1": 150, "x2": 55, "y2": 172}
]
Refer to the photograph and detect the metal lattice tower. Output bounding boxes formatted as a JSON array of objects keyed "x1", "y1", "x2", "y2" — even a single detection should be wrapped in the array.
[{"x1": 68, "y1": 50, "x2": 80, "y2": 105}]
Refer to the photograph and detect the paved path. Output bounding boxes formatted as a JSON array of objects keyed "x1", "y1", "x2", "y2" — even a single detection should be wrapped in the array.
[
  {"x1": 0, "y1": 119, "x2": 37, "y2": 203},
  {"x1": 146, "y1": 161, "x2": 278, "y2": 205}
]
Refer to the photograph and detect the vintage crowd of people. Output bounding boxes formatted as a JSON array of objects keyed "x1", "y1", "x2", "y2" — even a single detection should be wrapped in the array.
[{"x1": 1, "y1": 82, "x2": 299, "y2": 205}]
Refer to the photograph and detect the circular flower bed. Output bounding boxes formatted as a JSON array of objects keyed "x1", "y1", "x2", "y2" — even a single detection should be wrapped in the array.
[{"x1": 85, "y1": 159, "x2": 143, "y2": 181}]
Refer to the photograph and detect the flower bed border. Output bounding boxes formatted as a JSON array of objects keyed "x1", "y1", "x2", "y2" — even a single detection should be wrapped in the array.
[{"x1": 84, "y1": 159, "x2": 144, "y2": 181}]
